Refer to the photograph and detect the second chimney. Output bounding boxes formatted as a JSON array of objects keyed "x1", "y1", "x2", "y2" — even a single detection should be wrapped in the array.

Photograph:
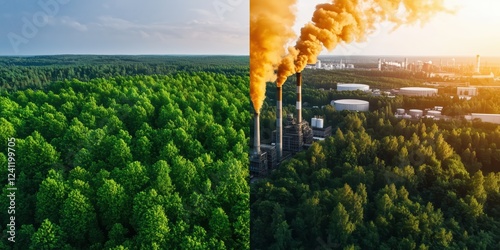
[
  {"x1": 254, "y1": 112, "x2": 260, "y2": 155},
  {"x1": 276, "y1": 86, "x2": 282, "y2": 161},
  {"x1": 296, "y1": 72, "x2": 302, "y2": 127}
]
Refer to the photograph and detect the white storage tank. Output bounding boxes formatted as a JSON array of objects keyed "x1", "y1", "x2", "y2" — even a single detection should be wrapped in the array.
[
  {"x1": 409, "y1": 109, "x2": 423, "y2": 118},
  {"x1": 316, "y1": 118, "x2": 324, "y2": 128},
  {"x1": 311, "y1": 118, "x2": 318, "y2": 128},
  {"x1": 399, "y1": 87, "x2": 438, "y2": 96},
  {"x1": 427, "y1": 110, "x2": 441, "y2": 117},
  {"x1": 334, "y1": 99, "x2": 369, "y2": 111},
  {"x1": 396, "y1": 108, "x2": 405, "y2": 115},
  {"x1": 403, "y1": 114, "x2": 412, "y2": 119},
  {"x1": 337, "y1": 83, "x2": 370, "y2": 92}
]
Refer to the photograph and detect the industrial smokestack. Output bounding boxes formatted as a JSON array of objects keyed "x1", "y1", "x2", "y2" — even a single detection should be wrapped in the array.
[
  {"x1": 276, "y1": 86, "x2": 282, "y2": 161},
  {"x1": 378, "y1": 58, "x2": 382, "y2": 71},
  {"x1": 476, "y1": 55, "x2": 481, "y2": 73},
  {"x1": 405, "y1": 58, "x2": 408, "y2": 70},
  {"x1": 254, "y1": 112, "x2": 261, "y2": 155},
  {"x1": 296, "y1": 72, "x2": 302, "y2": 127}
]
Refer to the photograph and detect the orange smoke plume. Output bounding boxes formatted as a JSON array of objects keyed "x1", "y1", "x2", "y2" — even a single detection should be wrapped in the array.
[
  {"x1": 250, "y1": 0, "x2": 297, "y2": 113},
  {"x1": 277, "y1": 0, "x2": 451, "y2": 86}
]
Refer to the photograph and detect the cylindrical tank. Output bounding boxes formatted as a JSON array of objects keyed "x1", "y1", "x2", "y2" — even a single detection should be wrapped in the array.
[
  {"x1": 399, "y1": 87, "x2": 438, "y2": 96},
  {"x1": 311, "y1": 118, "x2": 317, "y2": 128},
  {"x1": 403, "y1": 114, "x2": 412, "y2": 119},
  {"x1": 427, "y1": 110, "x2": 441, "y2": 117},
  {"x1": 396, "y1": 108, "x2": 405, "y2": 115},
  {"x1": 334, "y1": 99, "x2": 369, "y2": 111},
  {"x1": 409, "y1": 109, "x2": 423, "y2": 118},
  {"x1": 337, "y1": 83, "x2": 370, "y2": 92},
  {"x1": 316, "y1": 118, "x2": 324, "y2": 129}
]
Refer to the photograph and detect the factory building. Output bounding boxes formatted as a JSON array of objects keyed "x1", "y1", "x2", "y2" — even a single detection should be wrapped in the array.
[
  {"x1": 457, "y1": 87, "x2": 477, "y2": 100},
  {"x1": 471, "y1": 72, "x2": 495, "y2": 79},
  {"x1": 278, "y1": 113, "x2": 314, "y2": 153},
  {"x1": 399, "y1": 87, "x2": 438, "y2": 97},
  {"x1": 250, "y1": 151, "x2": 268, "y2": 176},
  {"x1": 466, "y1": 113, "x2": 500, "y2": 125},
  {"x1": 337, "y1": 83, "x2": 370, "y2": 92},
  {"x1": 260, "y1": 144, "x2": 277, "y2": 169},
  {"x1": 305, "y1": 60, "x2": 322, "y2": 69},
  {"x1": 332, "y1": 99, "x2": 370, "y2": 112},
  {"x1": 311, "y1": 117, "x2": 332, "y2": 141}
]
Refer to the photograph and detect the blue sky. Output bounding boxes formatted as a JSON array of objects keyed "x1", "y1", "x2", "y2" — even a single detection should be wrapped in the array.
[
  {"x1": 1, "y1": 0, "x2": 498, "y2": 56},
  {"x1": 0, "y1": 0, "x2": 249, "y2": 55}
]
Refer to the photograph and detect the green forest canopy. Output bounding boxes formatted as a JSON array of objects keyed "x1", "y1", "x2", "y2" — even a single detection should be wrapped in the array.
[
  {"x1": 0, "y1": 56, "x2": 250, "y2": 249},
  {"x1": 252, "y1": 69, "x2": 500, "y2": 249}
]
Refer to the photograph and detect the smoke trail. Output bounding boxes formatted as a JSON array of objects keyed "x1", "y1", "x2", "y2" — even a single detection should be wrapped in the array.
[
  {"x1": 250, "y1": 0, "x2": 297, "y2": 113},
  {"x1": 277, "y1": 0, "x2": 451, "y2": 86}
]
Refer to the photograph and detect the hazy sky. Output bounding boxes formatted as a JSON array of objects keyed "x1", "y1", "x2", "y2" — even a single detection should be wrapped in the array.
[
  {"x1": 0, "y1": 0, "x2": 498, "y2": 56},
  {"x1": 308, "y1": 0, "x2": 500, "y2": 57},
  {"x1": 0, "y1": 0, "x2": 249, "y2": 55}
]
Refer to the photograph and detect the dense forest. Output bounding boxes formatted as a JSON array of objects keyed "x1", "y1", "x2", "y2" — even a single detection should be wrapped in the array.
[
  {"x1": 251, "y1": 69, "x2": 500, "y2": 249},
  {"x1": 0, "y1": 55, "x2": 248, "y2": 92},
  {"x1": 0, "y1": 56, "x2": 250, "y2": 249}
]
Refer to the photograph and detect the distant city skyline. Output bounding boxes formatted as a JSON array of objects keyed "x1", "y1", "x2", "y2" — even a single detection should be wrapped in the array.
[{"x1": 0, "y1": 0, "x2": 498, "y2": 56}]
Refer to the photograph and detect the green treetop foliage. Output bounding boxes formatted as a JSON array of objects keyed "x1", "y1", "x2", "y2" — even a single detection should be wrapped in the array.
[
  {"x1": 0, "y1": 56, "x2": 250, "y2": 249},
  {"x1": 252, "y1": 81, "x2": 500, "y2": 248}
]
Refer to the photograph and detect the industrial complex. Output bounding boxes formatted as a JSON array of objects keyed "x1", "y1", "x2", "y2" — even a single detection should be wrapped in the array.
[
  {"x1": 251, "y1": 54, "x2": 500, "y2": 177},
  {"x1": 250, "y1": 73, "x2": 332, "y2": 177}
]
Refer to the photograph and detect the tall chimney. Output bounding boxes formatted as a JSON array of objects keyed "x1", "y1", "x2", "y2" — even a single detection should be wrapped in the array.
[
  {"x1": 296, "y1": 72, "x2": 302, "y2": 127},
  {"x1": 254, "y1": 112, "x2": 260, "y2": 155},
  {"x1": 276, "y1": 86, "x2": 282, "y2": 161},
  {"x1": 405, "y1": 58, "x2": 408, "y2": 70},
  {"x1": 476, "y1": 55, "x2": 481, "y2": 73},
  {"x1": 378, "y1": 58, "x2": 382, "y2": 71}
]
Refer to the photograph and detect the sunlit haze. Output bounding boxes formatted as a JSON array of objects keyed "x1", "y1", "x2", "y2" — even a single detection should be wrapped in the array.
[{"x1": 294, "y1": 0, "x2": 500, "y2": 57}]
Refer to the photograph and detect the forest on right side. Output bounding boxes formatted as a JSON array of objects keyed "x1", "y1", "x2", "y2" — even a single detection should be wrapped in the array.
[{"x1": 251, "y1": 74, "x2": 500, "y2": 249}]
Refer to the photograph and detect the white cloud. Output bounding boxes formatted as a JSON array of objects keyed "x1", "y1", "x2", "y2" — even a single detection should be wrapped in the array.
[
  {"x1": 87, "y1": 15, "x2": 247, "y2": 43},
  {"x1": 60, "y1": 16, "x2": 88, "y2": 32},
  {"x1": 189, "y1": 8, "x2": 217, "y2": 19}
]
